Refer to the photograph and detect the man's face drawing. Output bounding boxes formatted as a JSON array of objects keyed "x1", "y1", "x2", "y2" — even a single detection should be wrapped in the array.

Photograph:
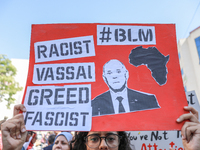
[{"x1": 103, "y1": 60, "x2": 128, "y2": 91}]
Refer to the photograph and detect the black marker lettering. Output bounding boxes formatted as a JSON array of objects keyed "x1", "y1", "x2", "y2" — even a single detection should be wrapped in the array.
[
  {"x1": 37, "y1": 45, "x2": 47, "y2": 59},
  {"x1": 74, "y1": 41, "x2": 82, "y2": 54},
  {"x1": 76, "y1": 66, "x2": 86, "y2": 79},
  {"x1": 24, "y1": 111, "x2": 34, "y2": 124},
  {"x1": 88, "y1": 65, "x2": 92, "y2": 79},
  {"x1": 54, "y1": 88, "x2": 65, "y2": 105},
  {"x1": 32, "y1": 112, "x2": 42, "y2": 125},
  {"x1": 44, "y1": 67, "x2": 54, "y2": 81},
  {"x1": 69, "y1": 112, "x2": 78, "y2": 126},
  {"x1": 56, "y1": 67, "x2": 64, "y2": 80},
  {"x1": 49, "y1": 44, "x2": 59, "y2": 57},
  {"x1": 80, "y1": 112, "x2": 89, "y2": 126},
  {"x1": 69, "y1": 42, "x2": 73, "y2": 55},
  {"x1": 28, "y1": 89, "x2": 39, "y2": 105},
  {"x1": 139, "y1": 29, "x2": 153, "y2": 42},
  {"x1": 188, "y1": 93, "x2": 195, "y2": 105},
  {"x1": 67, "y1": 88, "x2": 77, "y2": 104},
  {"x1": 60, "y1": 43, "x2": 68, "y2": 56},
  {"x1": 40, "y1": 89, "x2": 52, "y2": 105},
  {"x1": 55, "y1": 112, "x2": 64, "y2": 126},
  {"x1": 45, "y1": 112, "x2": 54, "y2": 126},
  {"x1": 118, "y1": 28, "x2": 126, "y2": 42},
  {"x1": 83, "y1": 40, "x2": 91, "y2": 53},
  {"x1": 65, "y1": 112, "x2": 69, "y2": 126},
  {"x1": 36, "y1": 68, "x2": 45, "y2": 81},
  {"x1": 79, "y1": 87, "x2": 89, "y2": 104},
  {"x1": 66, "y1": 66, "x2": 74, "y2": 80}
]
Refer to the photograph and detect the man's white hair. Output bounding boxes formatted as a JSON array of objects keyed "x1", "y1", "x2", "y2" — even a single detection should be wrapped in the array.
[{"x1": 102, "y1": 59, "x2": 127, "y2": 76}]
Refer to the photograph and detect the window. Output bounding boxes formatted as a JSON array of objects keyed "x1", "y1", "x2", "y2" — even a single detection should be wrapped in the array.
[
  {"x1": 195, "y1": 36, "x2": 200, "y2": 63},
  {"x1": 181, "y1": 69, "x2": 184, "y2": 75},
  {"x1": 184, "y1": 86, "x2": 187, "y2": 92}
]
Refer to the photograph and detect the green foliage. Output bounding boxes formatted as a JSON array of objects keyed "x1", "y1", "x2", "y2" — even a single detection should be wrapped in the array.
[{"x1": 0, "y1": 54, "x2": 22, "y2": 109}]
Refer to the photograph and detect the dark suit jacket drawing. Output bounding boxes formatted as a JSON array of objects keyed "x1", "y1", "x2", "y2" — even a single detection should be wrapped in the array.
[{"x1": 92, "y1": 88, "x2": 160, "y2": 116}]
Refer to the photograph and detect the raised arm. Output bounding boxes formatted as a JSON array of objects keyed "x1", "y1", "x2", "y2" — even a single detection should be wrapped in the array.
[
  {"x1": 13, "y1": 104, "x2": 26, "y2": 116},
  {"x1": 1, "y1": 104, "x2": 27, "y2": 150},
  {"x1": 175, "y1": 106, "x2": 200, "y2": 150}
]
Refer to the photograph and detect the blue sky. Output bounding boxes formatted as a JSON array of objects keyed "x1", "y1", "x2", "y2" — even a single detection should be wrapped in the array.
[{"x1": 0, "y1": 0, "x2": 200, "y2": 59}]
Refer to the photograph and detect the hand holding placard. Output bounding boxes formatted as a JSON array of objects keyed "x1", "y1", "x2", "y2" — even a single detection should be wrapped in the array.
[{"x1": 1, "y1": 104, "x2": 27, "y2": 150}]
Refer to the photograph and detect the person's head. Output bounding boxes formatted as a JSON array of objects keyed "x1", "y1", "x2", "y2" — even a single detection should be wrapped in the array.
[
  {"x1": 72, "y1": 131, "x2": 131, "y2": 150},
  {"x1": 54, "y1": 131, "x2": 61, "y2": 135},
  {"x1": 103, "y1": 59, "x2": 129, "y2": 92},
  {"x1": 48, "y1": 134, "x2": 56, "y2": 145},
  {"x1": 53, "y1": 132, "x2": 73, "y2": 150}
]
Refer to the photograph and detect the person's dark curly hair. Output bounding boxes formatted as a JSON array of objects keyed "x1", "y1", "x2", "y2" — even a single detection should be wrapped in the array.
[{"x1": 70, "y1": 131, "x2": 131, "y2": 150}]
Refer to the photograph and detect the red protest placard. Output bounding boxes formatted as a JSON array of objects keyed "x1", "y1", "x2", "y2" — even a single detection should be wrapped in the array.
[{"x1": 22, "y1": 23, "x2": 187, "y2": 131}]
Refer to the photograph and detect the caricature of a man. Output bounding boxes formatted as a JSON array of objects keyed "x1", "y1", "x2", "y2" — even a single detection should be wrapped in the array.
[{"x1": 92, "y1": 59, "x2": 160, "y2": 116}]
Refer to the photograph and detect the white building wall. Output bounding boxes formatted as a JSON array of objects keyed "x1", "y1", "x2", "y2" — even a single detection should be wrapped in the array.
[{"x1": 178, "y1": 27, "x2": 200, "y2": 102}]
